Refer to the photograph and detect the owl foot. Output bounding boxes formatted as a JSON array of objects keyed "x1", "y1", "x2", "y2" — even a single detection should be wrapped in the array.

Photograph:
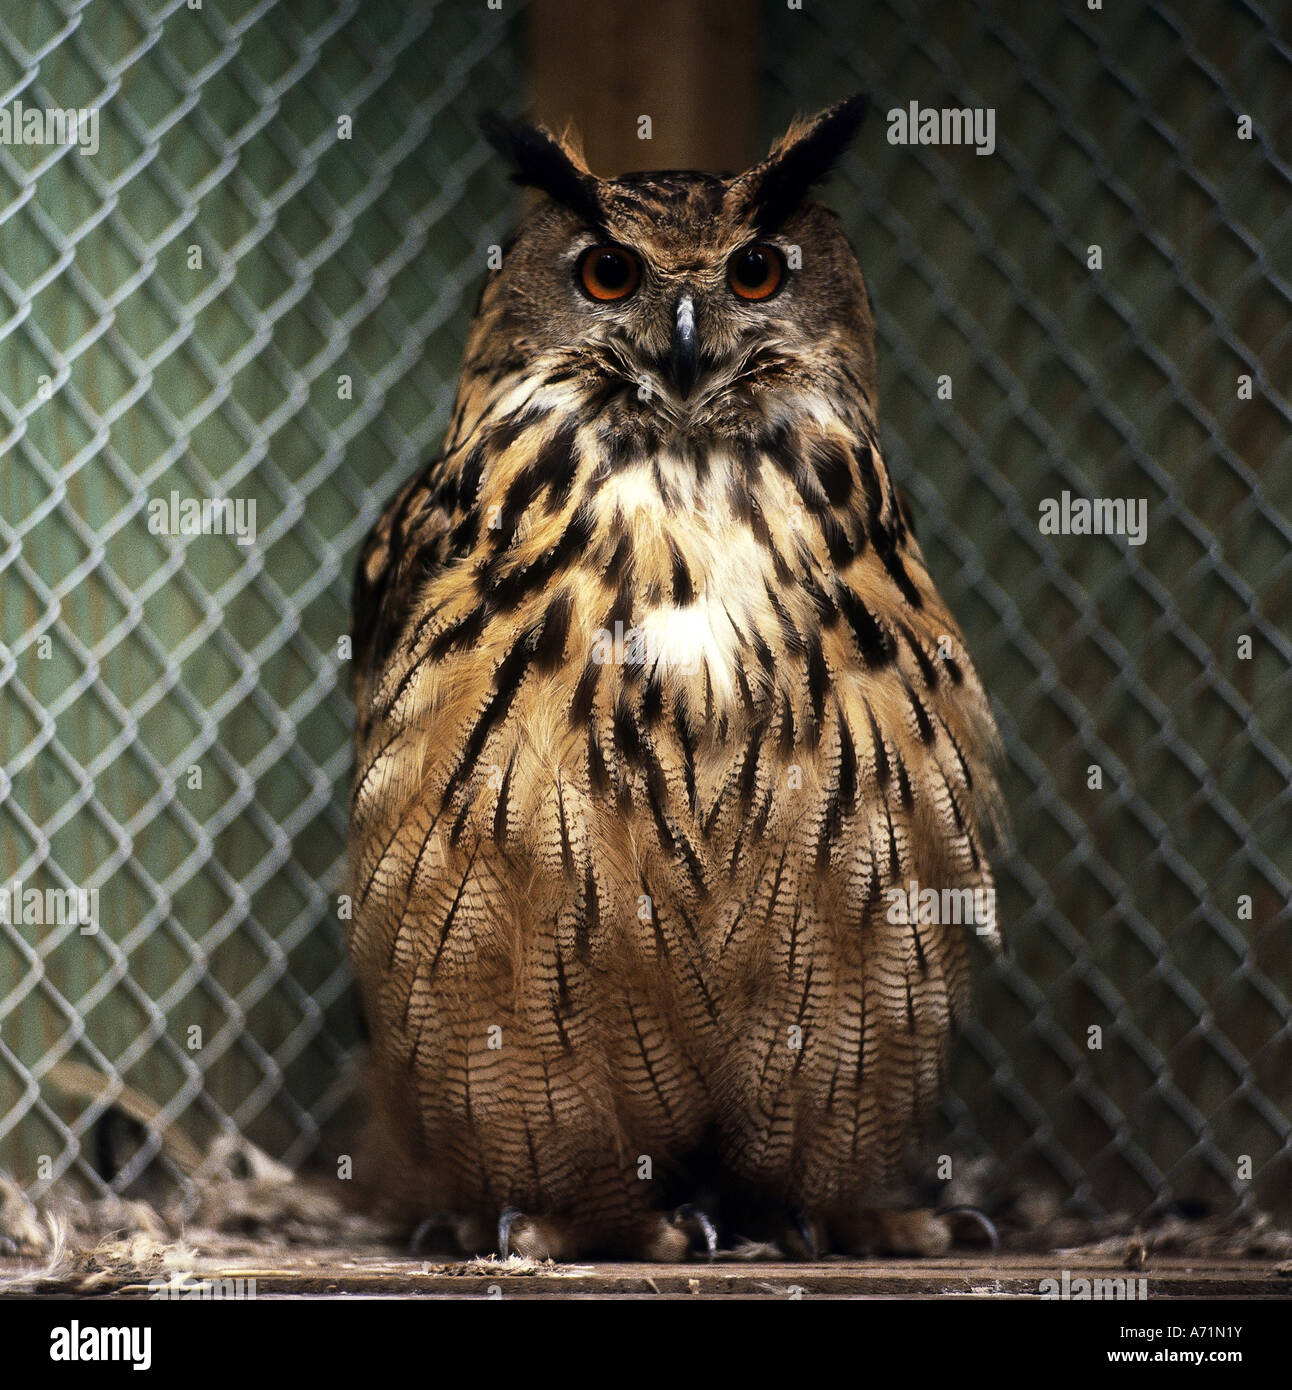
[
  {"x1": 410, "y1": 1212, "x2": 451, "y2": 1255},
  {"x1": 495, "y1": 1207, "x2": 641, "y2": 1261},
  {"x1": 409, "y1": 1210, "x2": 491, "y2": 1256},
  {"x1": 492, "y1": 1205, "x2": 718, "y2": 1261},
  {"x1": 938, "y1": 1204, "x2": 1000, "y2": 1251},
  {"x1": 790, "y1": 1212, "x2": 821, "y2": 1260},
  {"x1": 670, "y1": 1203, "x2": 719, "y2": 1261},
  {"x1": 496, "y1": 1206, "x2": 528, "y2": 1259},
  {"x1": 826, "y1": 1206, "x2": 953, "y2": 1257}
]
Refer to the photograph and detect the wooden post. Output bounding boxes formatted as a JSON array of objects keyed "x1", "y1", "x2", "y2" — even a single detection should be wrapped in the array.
[{"x1": 528, "y1": 0, "x2": 760, "y2": 177}]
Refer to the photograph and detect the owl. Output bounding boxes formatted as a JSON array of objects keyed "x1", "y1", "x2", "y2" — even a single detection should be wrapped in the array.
[{"x1": 345, "y1": 95, "x2": 1003, "y2": 1261}]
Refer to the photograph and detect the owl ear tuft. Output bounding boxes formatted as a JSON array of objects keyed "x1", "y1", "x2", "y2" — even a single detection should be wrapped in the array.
[
  {"x1": 478, "y1": 112, "x2": 605, "y2": 229},
  {"x1": 739, "y1": 93, "x2": 869, "y2": 233}
]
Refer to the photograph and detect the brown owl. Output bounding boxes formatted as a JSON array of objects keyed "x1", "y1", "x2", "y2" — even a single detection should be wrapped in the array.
[{"x1": 345, "y1": 95, "x2": 1003, "y2": 1261}]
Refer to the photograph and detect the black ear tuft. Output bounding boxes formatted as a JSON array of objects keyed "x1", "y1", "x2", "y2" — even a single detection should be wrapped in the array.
[
  {"x1": 743, "y1": 93, "x2": 869, "y2": 233},
  {"x1": 478, "y1": 112, "x2": 604, "y2": 229}
]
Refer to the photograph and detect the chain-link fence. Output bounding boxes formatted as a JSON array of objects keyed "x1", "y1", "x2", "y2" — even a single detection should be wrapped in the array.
[{"x1": 1, "y1": 0, "x2": 1288, "y2": 1224}]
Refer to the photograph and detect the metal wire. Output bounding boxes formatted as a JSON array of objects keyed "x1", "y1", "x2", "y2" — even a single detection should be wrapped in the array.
[
  {"x1": 0, "y1": 0, "x2": 1288, "y2": 1220},
  {"x1": 760, "y1": 0, "x2": 1291, "y2": 1217},
  {"x1": 0, "y1": 0, "x2": 523, "y2": 1194}
]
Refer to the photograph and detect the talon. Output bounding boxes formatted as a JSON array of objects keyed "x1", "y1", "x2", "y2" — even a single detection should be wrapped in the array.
[
  {"x1": 939, "y1": 1204, "x2": 1000, "y2": 1252},
  {"x1": 410, "y1": 1211, "x2": 483, "y2": 1256},
  {"x1": 792, "y1": 1212, "x2": 820, "y2": 1260},
  {"x1": 409, "y1": 1214, "x2": 444, "y2": 1255},
  {"x1": 497, "y1": 1206, "x2": 524, "y2": 1259},
  {"x1": 673, "y1": 1203, "x2": 719, "y2": 1261}
]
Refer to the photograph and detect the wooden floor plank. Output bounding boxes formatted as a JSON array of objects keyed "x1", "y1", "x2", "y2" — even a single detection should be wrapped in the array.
[{"x1": 5, "y1": 1249, "x2": 1290, "y2": 1299}]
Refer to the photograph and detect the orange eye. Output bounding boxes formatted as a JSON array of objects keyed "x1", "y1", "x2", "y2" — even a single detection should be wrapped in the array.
[
  {"x1": 728, "y1": 243, "x2": 785, "y2": 300},
  {"x1": 577, "y1": 245, "x2": 641, "y2": 301}
]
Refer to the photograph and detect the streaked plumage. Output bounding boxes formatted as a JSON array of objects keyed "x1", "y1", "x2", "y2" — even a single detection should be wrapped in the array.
[{"x1": 346, "y1": 96, "x2": 1002, "y2": 1259}]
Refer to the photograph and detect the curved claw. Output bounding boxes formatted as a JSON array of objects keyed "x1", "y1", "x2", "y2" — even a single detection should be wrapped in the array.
[
  {"x1": 792, "y1": 1212, "x2": 820, "y2": 1260},
  {"x1": 673, "y1": 1203, "x2": 719, "y2": 1261},
  {"x1": 939, "y1": 1204, "x2": 1000, "y2": 1253},
  {"x1": 497, "y1": 1206, "x2": 524, "y2": 1259},
  {"x1": 409, "y1": 1214, "x2": 446, "y2": 1256}
]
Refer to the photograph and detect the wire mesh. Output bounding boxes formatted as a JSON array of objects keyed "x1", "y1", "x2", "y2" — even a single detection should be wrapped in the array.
[
  {"x1": 0, "y1": 0, "x2": 524, "y2": 1193},
  {"x1": 0, "y1": 0, "x2": 1288, "y2": 1222},
  {"x1": 758, "y1": 0, "x2": 1292, "y2": 1218}
]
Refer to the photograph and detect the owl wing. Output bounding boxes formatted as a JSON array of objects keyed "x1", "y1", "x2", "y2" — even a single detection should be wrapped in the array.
[{"x1": 351, "y1": 462, "x2": 454, "y2": 734}]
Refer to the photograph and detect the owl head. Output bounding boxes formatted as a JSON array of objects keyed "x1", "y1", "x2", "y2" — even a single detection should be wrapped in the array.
[{"x1": 471, "y1": 96, "x2": 875, "y2": 439}]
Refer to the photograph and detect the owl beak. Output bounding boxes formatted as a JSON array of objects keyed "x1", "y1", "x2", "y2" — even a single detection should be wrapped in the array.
[{"x1": 669, "y1": 294, "x2": 700, "y2": 399}]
